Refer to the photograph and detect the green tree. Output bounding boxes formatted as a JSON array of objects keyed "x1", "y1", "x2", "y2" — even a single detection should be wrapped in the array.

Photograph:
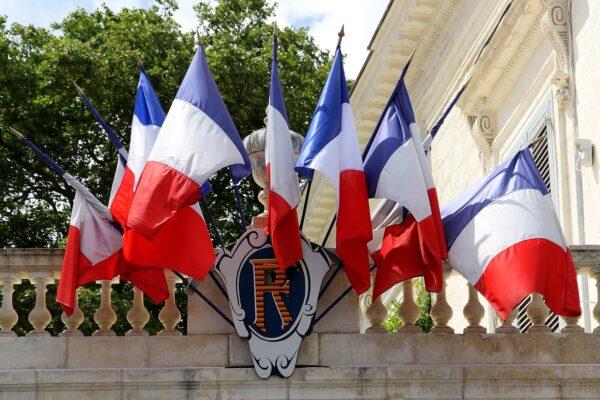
[
  {"x1": 383, "y1": 278, "x2": 434, "y2": 333},
  {"x1": 0, "y1": 0, "x2": 331, "y2": 335}
]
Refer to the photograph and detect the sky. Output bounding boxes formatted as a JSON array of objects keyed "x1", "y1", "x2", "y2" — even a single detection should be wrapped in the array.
[{"x1": 0, "y1": 0, "x2": 389, "y2": 78}]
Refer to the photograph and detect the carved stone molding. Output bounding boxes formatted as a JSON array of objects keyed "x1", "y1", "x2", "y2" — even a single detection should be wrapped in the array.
[
  {"x1": 541, "y1": 0, "x2": 571, "y2": 107},
  {"x1": 469, "y1": 109, "x2": 495, "y2": 170}
]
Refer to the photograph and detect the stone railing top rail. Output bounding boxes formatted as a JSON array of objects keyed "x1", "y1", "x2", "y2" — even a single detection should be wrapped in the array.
[
  {"x1": 0, "y1": 248, "x2": 63, "y2": 278},
  {"x1": 2, "y1": 245, "x2": 600, "y2": 276}
]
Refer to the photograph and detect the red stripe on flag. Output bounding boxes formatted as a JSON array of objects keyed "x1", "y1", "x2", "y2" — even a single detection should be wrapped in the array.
[
  {"x1": 268, "y1": 188, "x2": 303, "y2": 269},
  {"x1": 336, "y1": 170, "x2": 373, "y2": 295},
  {"x1": 127, "y1": 161, "x2": 201, "y2": 240},
  {"x1": 57, "y1": 226, "x2": 121, "y2": 316},
  {"x1": 427, "y1": 188, "x2": 448, "y2": 260},
  {"x1": 474, "y1": 238, "x2": 581, "y2": 319},
  {"x1": 372, "y1": 213, "x2": 443, "y2": 299},
  {"x1": 123, "y1": 206, "x2": 216, "y2": 281},
  {"x1": 109, "y1": 166, "x2": 135, "y2": 227}
]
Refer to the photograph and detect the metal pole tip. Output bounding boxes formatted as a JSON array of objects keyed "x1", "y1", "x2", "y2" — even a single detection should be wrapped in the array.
[
  {"x1": 134, "y1": 54, "x2": 143, "y2": 70},
  {"x1": 337, "y1": 24, "x2": 345, "y2": 46},
  {"x1": 273, "y1": 22, "x2": 279, "y2": 37},
  {"x1": 8, "y1": 127, "x2": 24, "y2": 140},
  {"x1": 72, "y1": 81, "x2": 84, "y2": 96}
]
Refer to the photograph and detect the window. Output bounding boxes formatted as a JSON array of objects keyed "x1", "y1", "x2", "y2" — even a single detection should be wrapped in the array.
[{"x1": 515, "y1": 125, "x2": 560, "y2": 333}]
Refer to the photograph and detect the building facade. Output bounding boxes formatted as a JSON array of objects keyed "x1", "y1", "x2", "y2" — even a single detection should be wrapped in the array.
[{"x1": 302, "y1": 0, "x2": 600, "y2": 334}]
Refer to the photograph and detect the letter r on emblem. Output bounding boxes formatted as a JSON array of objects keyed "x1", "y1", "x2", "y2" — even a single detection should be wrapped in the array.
[{"x1": 250, "y1": 259, "x2": 292, "y2": 332}]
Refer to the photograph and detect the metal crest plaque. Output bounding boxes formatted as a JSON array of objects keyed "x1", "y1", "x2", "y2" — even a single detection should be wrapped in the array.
[{"x1": 215, "y1": 228, "x2": 330, "y2": 378}]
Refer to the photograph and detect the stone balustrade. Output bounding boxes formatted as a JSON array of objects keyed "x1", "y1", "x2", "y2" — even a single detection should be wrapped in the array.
[
  {"x1": 0, "y1": 249, "x2": 183, "y2": 337},
  {"x1": 1, "y1": 246, "x2": 600, "y2": 399},
  {"x1": 1, "y1": 246, "x2": 599, "y2": 337},
  {"x1": 363, "y1": 245, "x2": 600, "y2": 334}
]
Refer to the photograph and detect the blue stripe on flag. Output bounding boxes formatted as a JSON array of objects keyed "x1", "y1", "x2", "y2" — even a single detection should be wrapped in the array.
[
  {"x1": 269, "y1": 36, "x2": 288, "y2": 125},
  {"x1": 295, "y1": 47, "x2": 349, "y2": 179},
  {"x1": 441, "y1": 149, "x2": 549, "y2": 249},
  {"x1": 363, "y1": 86, "x2": 415, "y2": 198},
  {"x1": 134, "y1": 68, "x2": 166, "y2": 127}
]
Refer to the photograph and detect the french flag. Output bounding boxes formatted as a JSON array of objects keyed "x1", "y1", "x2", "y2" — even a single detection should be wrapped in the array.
[
  {"x1": 265, "y1": 35, "x2": 303, "y2": 269},
  {"x1": 363, "y1": 79, "x2": 446, "y2": 299},
  {"x1": 57, "y1": 178, "x2": 122, "y2": 315},
  {"x1": 442, "y1": 149, "x2": 581, "y2": 319},
  {"x1": 108, "y1": 68, "x2": 163, "y2": 227},
  {"x1": 295, "y1": 46, "x2": 372, "y2": 294},
  {"x1": 110, "y1": 67, "x2": 213, "y2": 227},
  {"x1": 125, "y1": 44, "x2": 250, "y2": 280}
]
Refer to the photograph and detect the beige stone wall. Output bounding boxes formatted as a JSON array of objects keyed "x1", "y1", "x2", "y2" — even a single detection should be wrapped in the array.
[
  {"x1": 572, "y1": 0, "x2": 600, "y2": 244},
  {"x1": 429, "y1": 108, "x2": 485, "y2": 207},
  {"x1": 3, "y1": 334, "x2": 600, "y2": 399}
]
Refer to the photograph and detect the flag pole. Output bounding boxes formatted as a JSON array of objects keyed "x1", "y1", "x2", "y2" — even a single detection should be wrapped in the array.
[
  {"x1": 175, "y1": 271, "x2": 233, "y2": 327},
  {"x1": 314, "y1": 264, "x2": 376, "y2": 326},
  {"x1": 73, "y1": 82, "x2": 128, "y2": 163},
  {"x1": 8, "y1": 127, "x2": 114, "y2": 223}
]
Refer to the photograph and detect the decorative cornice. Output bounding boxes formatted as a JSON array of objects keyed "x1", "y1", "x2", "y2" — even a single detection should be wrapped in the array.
[
  {"x1": 541, "y1": 0, "x2": 571, "y2": 108},
  {"x1": 482, "y1": 14, "x2": 542, "y2": 113}
]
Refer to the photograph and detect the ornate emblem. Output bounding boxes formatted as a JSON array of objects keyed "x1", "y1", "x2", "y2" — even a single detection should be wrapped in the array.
[{"x1": 215, "y1": 228, "x2": 329, "y2": 378}]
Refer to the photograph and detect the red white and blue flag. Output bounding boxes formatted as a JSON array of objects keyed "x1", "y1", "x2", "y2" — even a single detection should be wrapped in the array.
[
  {"x1": 108, "y1": 68, "x2": 163, "y2": 227},
  {"x1": 442, "y1": 149, "x2": 581, "y2": 318},
  {"x1": 58, "y1": 175, "x2": 123, "y2": 315},
  {"x1": 363, "y1": 80, "x2": 446, "y2": 299},
  {"x1": 295, "y1": 46, "x2": 372, "y2": 294},
  {"x1": 120, "y1": 67, "x2": 213, "y2": 282},
  {"x1": 265, "y1": 35, "x2": 303, "y2": 269},
  {"x1": 125, "y1": 44, "x2": 250, "y2": 281}
]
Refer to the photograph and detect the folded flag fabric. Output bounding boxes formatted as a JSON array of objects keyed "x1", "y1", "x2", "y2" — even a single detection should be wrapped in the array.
[
  {"x1": 265, "y1": 35, "x2": 303, "y2": 269},
  {"x1": 58, "y1": 186, "x2": 122, "y2": 315},
  {"x1": 441, "y1": 149, "x2": 581, "y2": 319},
  {"x1": 120, "y1": 65, "x2": 213, "y2": 281},
  {"x1": 363, "y1": 79, "x2": 446, "y2": 299},
  {"x1": 108, "y1": 68, "x2": 164, "y2": 227},
  {"x1": 126, "y1": 44, "x2": 250, "y2": 281},
  {"x1": 295, "y1": 46, "x2": 372, "y2": 294}
]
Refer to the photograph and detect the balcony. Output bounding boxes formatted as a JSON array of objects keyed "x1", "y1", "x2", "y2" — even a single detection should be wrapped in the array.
[{"x1": 1, "y1": 246, "x2": 600, "y2": 399}]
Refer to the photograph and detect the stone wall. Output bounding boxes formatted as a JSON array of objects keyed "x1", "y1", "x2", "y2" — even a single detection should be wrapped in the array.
[{"x1": 2, "y1": 334, "x2": 600, "y2": 399}]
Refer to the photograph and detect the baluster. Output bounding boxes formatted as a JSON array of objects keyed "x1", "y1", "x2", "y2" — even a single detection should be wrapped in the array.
[
  {"x1": 463, "y1": 283, "x2": 485, "y2": 334},
  {"x1": 27, "y1": 272, "x2": 52, "y2": 337},
  {"x1": 60, "y1": 288, "x2": 84, "y2": 336},
  {"x1": 593, "y1": 271, "x2": 600, "y2": 333},
  {"x1": 526, "y1": 293, "x2": 551, "y2": 333},
  {"x1": 93, "y1": 280, "x2": 117, "y2": 336},
  {"x1": 365, "y1": 295, "x2": 387, "y2": 333},
  {"x1": 126, "y1": 286, "x2": 149, "y2": 336},
  {"x1": 496, "y1": 309, "x2": 518, "y2": 334},
  {"x1": 158, "y1": 271, "x2": 182, "y2": 336},
  {"x1": 431, "y1": 269, "x2": 453, "y2": 333},
  {"x1": 561, "y1": 315, "x2": 584, "y2": 333},
  {"x1": 0, "y1": 273, "x2": 20, "y2": 337},
  {"x1": 397, "y1": 280, "x2": 420, "y2": 333}
]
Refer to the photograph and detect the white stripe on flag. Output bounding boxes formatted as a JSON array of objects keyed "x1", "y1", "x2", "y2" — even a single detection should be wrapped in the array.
[
  {"x1": 374, "y1": 137, "x2": 432, "y2": 222},
  {"x1": 307, "y1": 103, "x2": 363, "y2": 194},
  {"x1": 129, "y1": 115, "x2": 161, "y2": 188},
  {"x1": 448, "y1": 189, "x2": 567, "y2": 284},
  {"x1": 70, "y1": 191, "x2": 122, "y2": 265},
  {"x1": 266, "y1": 104, "x2": 300, "y2": 207},
  {"x1": 149, "y1": 99, "x2": 246, "y2": 186}
]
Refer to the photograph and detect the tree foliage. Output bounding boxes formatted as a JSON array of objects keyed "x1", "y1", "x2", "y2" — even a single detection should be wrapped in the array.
[
  {"x1": 383, "y1": 278, "x2": 434, "y2": 333},
  {"x1": 0, "y1": 0, "x2": 331, "y2": 335}
]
